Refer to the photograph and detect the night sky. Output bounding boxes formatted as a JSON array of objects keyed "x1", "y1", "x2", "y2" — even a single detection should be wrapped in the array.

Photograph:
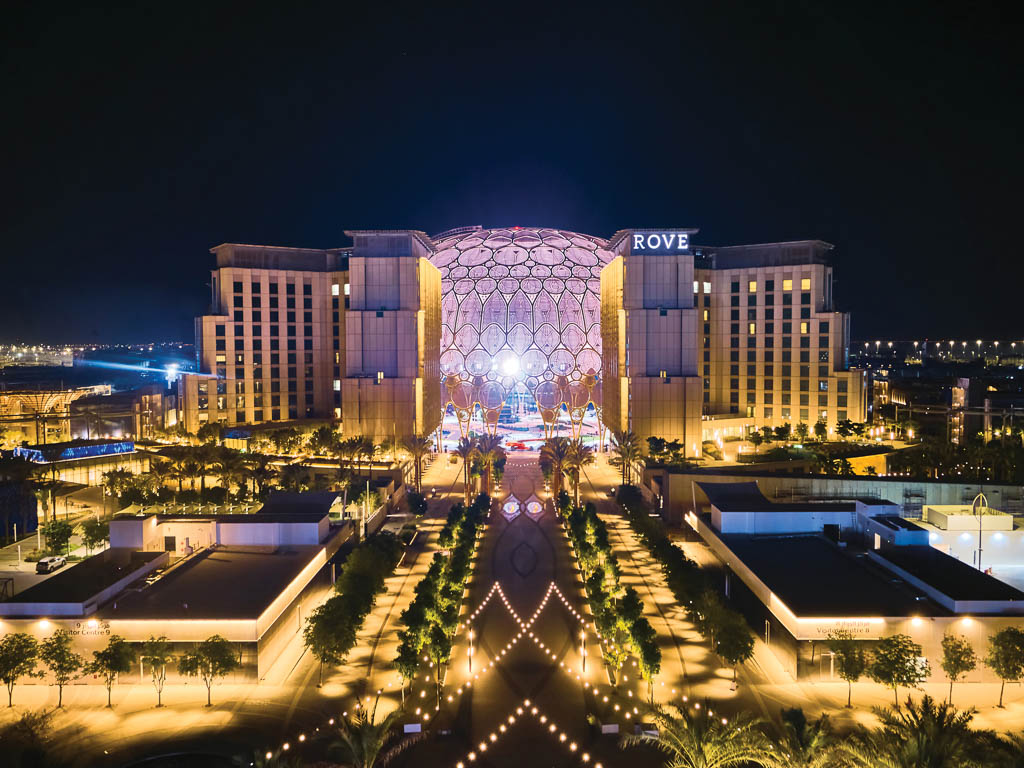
[{"x1": 2, "y1": 2, "x2": 1021, "y2": 343}]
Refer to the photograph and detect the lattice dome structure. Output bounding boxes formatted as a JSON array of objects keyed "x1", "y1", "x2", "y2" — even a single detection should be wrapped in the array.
[{"x1": 429, "y1": 226, "x2": 615, "y2": 436}]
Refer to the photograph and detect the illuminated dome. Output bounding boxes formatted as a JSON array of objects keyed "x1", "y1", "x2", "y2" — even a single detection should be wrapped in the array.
[{"x1": 429, "y1": 226, "x2": 615, "y2": 431}]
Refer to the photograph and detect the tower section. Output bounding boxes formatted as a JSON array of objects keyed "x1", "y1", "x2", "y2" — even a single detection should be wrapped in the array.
[{"x1": 601, "y1": 229, "x2": 703, "y2": 455}]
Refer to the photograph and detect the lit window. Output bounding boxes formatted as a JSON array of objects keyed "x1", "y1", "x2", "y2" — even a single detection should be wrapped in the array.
[
  {"x1": 748, "y1": 281, "x2": 757, "y2": 293},
  {"x1": 800, "y1": 322, "x2": 809, "y2": 334},
  {"x1": 783, "y1": 279, "x2": 793, "y2": 291},
  {"x1": 702, "y1": 309, "x2": 709, "y2": 321},
  {"x1": 332, "y1": 284, "x2": 340, "y2": 296},
  {"x1": 344, "y1": 283, "x2": 351, "y2": 296},
  {"x1": 801, "y1": 278, "x2": 811, "y2": 290},
  {"x1": 333, "y1": 379, "x2": 341, "y2": 391},
  {"x1": 703, "y1": 281, "x2": 711, "y2": 294},
  {"x1": 748, "y1": 323, "x2": 756, "y2": 335},
  {"x1": 693, "y1": 280, "x2": 699, "y2": 293}
]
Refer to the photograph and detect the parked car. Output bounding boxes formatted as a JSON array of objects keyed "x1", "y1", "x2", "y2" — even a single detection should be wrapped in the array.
[{"x1": 36, "y1": 556, "x2": 67, "y2": 574}]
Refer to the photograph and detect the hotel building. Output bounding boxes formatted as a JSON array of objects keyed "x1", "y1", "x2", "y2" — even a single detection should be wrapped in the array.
[{"x1": 180, "y1": 226, "x2": 865, "y2": 454}]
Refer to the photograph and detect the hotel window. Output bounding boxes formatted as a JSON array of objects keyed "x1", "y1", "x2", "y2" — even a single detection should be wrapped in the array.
[
  {"x1": 287, "y1": 339, "x2": 296, "y2": 351},
  {"x1": 748, "y1": 280, "x2": 757, "y2": 293},
  {"x1": 332, "y1": 283, "x2": 340, "y2": 296},
  {"x1": 782, "y1": 393, "x2": 791, "y2": 405},
  {"x1": 269, "y1": 297, "x2": 279, "y2": 309},
  {"x1": 838, "y1": 410, "x2": 847, "y2": 421},
  {"x1": 303, "y1": 282, "x2": 312, "y2": 296},
  {"x1": 800, "y1": 322, "x2": 809, "y2": 334},
  {"x1": 748, "y1": 323, "x2": 756, "y2": 335},
  {"x1": 252, "y1": 311, "x2": 261, "y2": 323},
  {"x1": 818, "y1": 366, "x2": 829, "y2": 378},
  {"x1": 730, "y1": 337, "x2": 739, "y2": 348},
  {"x1": 800, "y1": 365, "x2": 810, "y2": 377},
  {"x1": 800, "y1": 394, "x2": 809, "y2": 406},
  {"x1": 286, "y1": 282, "x2": 295, "y2": 295},
  {"x1": 304, "y1": 324, "x2": 312, "y2": 337},
  {"x1": 693, "y1": 280, "x2": 699, "y2": 294},
  {"x1": 801, "y1": 307, "x2": 811, "y2": 319},
  {"x1": 765, "y1": 308, "x2": 774, "y2": 320},
  {"x1": 703, "y1": 281, "x2": 711, "y2": 293},
  {"x1": 782, "y1": 350, "x2": 792, "y2": 362},
  {"x1": 747, "y1": 364, "x2": 756, "y2": 376},
  {"x1": 837, "y1": 379, "x2": 848, "y2": 393},
  {"x1": 252, "y1": 296, "x2": 261, "y2": 308},
  {"x1": 702, "y1": 309, "x2": 709, "y2": 321},
  {"x1": 730, "y1": 378, "x2": 739, "y2": 390},
  {"x1": 801, "y1": 278, "x2": 811, "y2": 290},
  {"x1": 344, "y1": 283, "x2": 351, "y2": 296},
  {"x1": 747, "y1": 350, "x2": 756, "y2": 361},
  {"x1": 799, "y1": 350, "x2": 810, "y2": 362},
  {"x1": 764, "y1": 365, "x2": 773, "y2": 376},
  {"x1": 800, "y1": 408, "x2": 809, "y2": 421},
  {"x1": 764, "y1": 407, "x2": 773, "y2": 418},
  {"x1": 233, "y1": 281, "x2": 243, "y2": 293},
  {"x1": 801, "y1": 293, "x2": 810, "y2": 305},
  {"x1": 746, "y1": 392, "x2": 756, "y2": 404},
  {"x1": 233, "y1": 295, "x2": 243, "y2": 307},
  {"x1": 730, "y1": 323, "x2": 739, "y2": 335},
  {"x1": 251, "y1": 281, "x2": 260, "y2": 294},
  {"x1": 764, "y1": 351, "x2": 774, "y2": 362},
  {"x1": 764, "y1": 337, "x2": 774, "y2": 348},
  {"x1": 730, "y1": 281, "x2": 740, "y2": 293},
  {"x1": 838, "y1": 396, "x2": 847, "y2": 408},
  {"x1": 730, "y1": 351, "x2": 739, "y2": 362},
  {"x1": 730, "y1": 364, "x2": 739, "y2": 375},
  {"x1": 819, "y1": 336, "x2": 829, "y2": 348},
  {"x1": 269, "y1": 283, "x2": 278, "y2": 294},
  {"x1": 730, "y1": 295, "x2": 739, "y2": 307},
  {"x1": 215, "y1": 324, "x2": 225, "y2": 337},
  {"x1": 234, "y1": 310, "x2": 243, "y2": 322},
  {"x1": 287, "y1": 311, "x2": 296, "y2": 323},
  {"x1": 304, "y1": 297, "x2": 312, "y2": 309},
  {"x1": 272, "y1": 408, "x2": 281, "y2": 420},
  {"x1": 747, "y1": 309, "x2": 756, "y2": 320},
  {"x1": 783, "y1": 278, "x2": 793, "y2": 291},
  {"x1": 782, "y1": 407, "x2": 791, "y2": 419},
  {"x1": 287, "y1": 297, "x2": 296, "y2": 309},
  {"x1": 764, "y1": 379, "x2": 774, "y2": 390},
  {"x1": 747, "y1": 294, "x2": 757, "y2": 306},
  {"x1": 765, "y1": 323, "x2": 774, "y2": 334},
  {"x1": 764, "y1": 393, "x2": 773, "y2": 404},
  {"x1": 731, "y1": 309, "x2": 740, "y2": 321},
  {"x1": 765, "y1": 279, "x2": 774, "y2": 291},
  {"x1": 818, "y1": 394, "x2": 828, "y2": 406},
  {"x1": 287, "y1": 325, "x2": 296, "y2": 336}
]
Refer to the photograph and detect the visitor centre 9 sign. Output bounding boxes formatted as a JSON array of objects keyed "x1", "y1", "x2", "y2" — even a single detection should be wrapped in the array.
[{"x1": 630, "y1": 231, "x2": 690, "y2": 255}]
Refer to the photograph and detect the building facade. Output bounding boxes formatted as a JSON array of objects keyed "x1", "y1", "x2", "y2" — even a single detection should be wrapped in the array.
[{"x1": 180, "y1": 226, "x2": 864, "y2": 450}]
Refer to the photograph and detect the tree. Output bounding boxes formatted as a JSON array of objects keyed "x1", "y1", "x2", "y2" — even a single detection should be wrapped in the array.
[
  {"x1": 813, "y1": 420, "x2": 828, "y2": 441},
  {"x1": 330, "y1": 702, "x2": 422, "y2": 768},
  {"x1": 715, "y1": 615, "x2": 755, "y2": 683},
  {"x1": 40, "y1": 519, "x2": 73, "y2": 556},
  {"x1": 405, "y1": 491, "x2": 428, "y2": 518},
  {"x1": 39, "y1": 629, "x2": 83, "y2": 708},
  {"x1": 86, "y1": 634, "x2": 134, "y2": 708},
  {"x1": 179, "y1": 634, "x2": 239, "y2": 706},
  {"x1": 748, "y1": 430, "x2": 764, "y2": 454},
  {"x1": 610, "y1": 430, "x2": 642, "y2": 485},
  {"x1": 80, "y1": 518, "x2": 110, "y2": 554},
  {"x1": 794, "y1": 422, "x2": 809, "y2": 442},
  {"x1": 777, "y1": 707, "x2": 837, "y2": 768},
  {"x1": 985, "y1": 626, "x2": 1024, "y2": 707},
  {"x1": 565, "y1": 438, "x2": 594, "y2": 506},
  {"x1": 827, "y1": 629, "x2": 868, "y2": 707},
  {"x1": 454, "y1": 437, "x2": 476, "y2": 504},
  {"x1": 774, "y1": 422, "x2": 792, "y2": 442},
  {"x1": 474, "y1": 435, "x2": 504, "y2": 496},
  {"x1": 308, "y1": 424, "x2": 339, "y2": 457},
  {"x1": 868, "y1": 634, "x2": 930, "y2": 709},
  {"x1": 213, "y1": 447, "x2": 247, "y2": 493},
  {"x1": 247, "y1": 453, "x2": 279, "y2": 497},
  {"x1": 837, "y1": 695, "x2": 991, "y2": 768},
  {"x1": 401, "y1": 435, "x2": 433, "y2": 493},
  {"x1": 940, "y1": 633, "x2": 977, "y2": 705},
  {"x1": 539, "y1": 437, "x2": 571, "y2": 494},
  {"x1": 620, "y1": 703, "x2": 776, "y2": 768},
  {"x1": 837, "y1": 458, "x2": 855, "y2": 476},
  {"x1": 140, "y1": 635, "x2": 175, "y2": 707},
  {"x1": 394, "y1": 638, "x2": 420, "y2": 706},
  {"x1": 0, "y1": 633, "x2": 40, "y2": 707},
  {"x1": 278, "y1": 463, "x2": 310, "y2": 492},
  {"x1": 303, "y1": 602, "x2": 354, "y2": 687}
]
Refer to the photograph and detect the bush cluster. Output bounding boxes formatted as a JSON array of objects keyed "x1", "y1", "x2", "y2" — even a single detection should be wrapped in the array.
[
  {"x1": 556, "y1": 490, "x2": 660, "y2": 688},
  {"x1": 394, "y1": 493, "x2": 489, "y2": 697}
]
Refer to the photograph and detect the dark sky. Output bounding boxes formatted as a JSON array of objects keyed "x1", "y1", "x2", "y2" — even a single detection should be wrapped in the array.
[{"x1": 2, "y1": 1, "x2": 1021, "y2": 343}]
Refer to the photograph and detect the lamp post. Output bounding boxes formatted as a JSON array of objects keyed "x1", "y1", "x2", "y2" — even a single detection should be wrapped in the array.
[
  {"x1": 972, "y1": 492, "x2": 987, "y2": 572},
  {"x1": 580, "y1": 629, "x2": 586, "y2": 674},
  {"x1": 468, "y1": 629, "x2": 474, "y2": 674}
]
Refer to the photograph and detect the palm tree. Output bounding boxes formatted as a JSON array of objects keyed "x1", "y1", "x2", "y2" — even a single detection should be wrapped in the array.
[
  {"x1": 193, "y1": 444, "x2": 217, "y2": 494},
  {"x1": 620, "y1": 703, "x2": 776, "y2": 768},
  {"x1": 247, "y1": 453, "x2": 278, "y2": 497},
  {"x1": 610, "y1": 430, "x2": 642, "y2": 486},
  {"x1": 454, "y1": 437, "x2": 477, "y2": 504},
  {"x1": 474, "y1": 434, "x2": 504, "y2": 496},
  {"x1": 776, "y1": 707, "x2": 838, "y2": 768},
  {"x1": 214, "y1": 448, "x2": 247, "y2": 494},
  {"x1": 565, "y1": 438, "x2": 595, "y2": 506},
  {"x1": 329, "y1": 701, "x2": 422, "y2": 768},
  {"x1": 181, "y1": 458, "x2": 203, "y2": 491},
  {"x1": 837, "y1": 695, "x2": 993, "y2": 768},
  {"x1": 401, "y1": 435, "x2": 432, "y2": 493},
  {"x1": 539, "y1": 437, "x2": 571, "y2": 495},
  {"x1": 147, "y1": 458, "x2": 173, "y2": 493},
  {"x1": 279, "y1": 463, "x2": 309, "y2": 492}
]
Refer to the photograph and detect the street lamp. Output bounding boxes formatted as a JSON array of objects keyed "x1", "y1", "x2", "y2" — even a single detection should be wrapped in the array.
[
  {"x1": 580, "y1": 629, "x2": 586, "y2": 674},
  {"x1": 468, "y1": 629, "x2": 474, "y2": 673}
]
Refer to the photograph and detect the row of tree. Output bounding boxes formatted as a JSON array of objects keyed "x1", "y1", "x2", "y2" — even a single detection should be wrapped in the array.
[
  {"x1": 556, "y1": 490, "x2": 662, "y2": 694},
  {"x1": 0, "y1": 631, "x2": 239, "y2": 708},
  {"x1": 828, "y1": 625, "x2": 1024, "y2": 709},
  {"x1": 394, "y1": 494, "x2": 489, "y2": 705},
  {"x1": 303, "y1": 531, "x2": 405, "y2": 686},
  {"x1": 616, "y1": 485, "x2": 756, "y2": 682},
  {"x1": 453, "y1": 436, "x2": 505, "y2": 504}
]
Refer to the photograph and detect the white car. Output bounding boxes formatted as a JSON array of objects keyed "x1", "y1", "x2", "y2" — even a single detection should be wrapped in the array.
[{"x1": 36, "y1": 556, "x2": 67, "y2": 574}]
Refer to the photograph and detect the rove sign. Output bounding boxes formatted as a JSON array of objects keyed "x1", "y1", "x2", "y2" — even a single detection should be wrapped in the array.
[{"x1": 631, "y1": 231, "x2": 690, "y2": 255}]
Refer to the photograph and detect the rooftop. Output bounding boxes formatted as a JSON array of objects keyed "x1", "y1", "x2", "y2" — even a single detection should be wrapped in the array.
[
  {"x1": 261, "y1": 490, "x2": 343, "y2": 516},
  {"x1": 720, "y1": 535, "x2": 945, "y2": 617},
  {"x1": 100, "y1": 545, "x2": 321, "y2": 620},
  {"x1": 876, "y1": 546, "x2": 1024, "y2": 603},
  {"x1": 6, "y1": 550, "x2": 163, "y2": 604},
  {"x1": 13, "y1": 439, "x2": 134, "y2": 463},
  {"x1": 697, "y1": 481, "x2": 894, "y2": 513}
]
